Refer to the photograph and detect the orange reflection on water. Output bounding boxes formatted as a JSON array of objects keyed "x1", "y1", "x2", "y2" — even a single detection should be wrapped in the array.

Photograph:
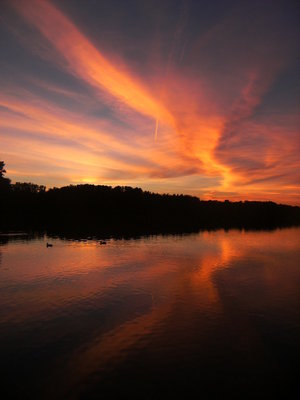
[
  {"x1": 1, "y1": 228, "x2": 300, "y2": 397},
  {"x1": 1, "y1": 229, "x2": 299, "y2": 324}
]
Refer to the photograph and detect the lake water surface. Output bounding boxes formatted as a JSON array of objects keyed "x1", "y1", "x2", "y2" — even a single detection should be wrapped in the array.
[{"x1": 0, "y1": 228, "x2": 299, "y2": 399}]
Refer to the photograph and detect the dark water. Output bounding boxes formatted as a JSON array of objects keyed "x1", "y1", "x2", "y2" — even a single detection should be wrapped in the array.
[{"x1": 0, "y1": 228, "x2": 299, "y2": 399}]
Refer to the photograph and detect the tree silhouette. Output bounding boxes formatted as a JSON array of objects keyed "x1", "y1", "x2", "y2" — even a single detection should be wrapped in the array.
[
  {"x1": 0, "y1": 161, "x2": 6, "y2": 178},
  {"x1": 0, "y1": 162, "x2": 299, "y2": 232},
  {"x1": 0, "y1": 161, "x2": 11, "y2": 191},
  {"x1": 12, "y1": 182, "x2": 46, "y2": 193}
]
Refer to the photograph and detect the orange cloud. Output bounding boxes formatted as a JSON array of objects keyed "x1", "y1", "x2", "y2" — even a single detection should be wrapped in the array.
[
  {"x1": 12, "y1": 0, "x2": 174, "y2": 128},
  {"x1": 10, "y1": 0, "x2": 227, "y2": 179},
  {"x1": 1, "y1": 0, "x2": 299, "y2": 204}
]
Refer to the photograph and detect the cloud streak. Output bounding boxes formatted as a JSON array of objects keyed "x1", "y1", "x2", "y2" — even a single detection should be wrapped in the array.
[
  {"x1": 11, "y1": 0, "x2": 174, "y2": 127},
  {"x1": 1, "y1": 0, "x2": 299, "y2": 204}
]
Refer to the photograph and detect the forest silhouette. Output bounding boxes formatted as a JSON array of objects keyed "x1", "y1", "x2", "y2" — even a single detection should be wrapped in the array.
[{"x1": 1, "y1": 161, "x2": 300, "y2": 235}]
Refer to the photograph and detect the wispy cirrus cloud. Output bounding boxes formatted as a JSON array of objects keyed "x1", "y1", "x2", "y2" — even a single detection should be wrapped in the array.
[{"x1": 0, "y1": 0, "x2": 299, "y2": 203}]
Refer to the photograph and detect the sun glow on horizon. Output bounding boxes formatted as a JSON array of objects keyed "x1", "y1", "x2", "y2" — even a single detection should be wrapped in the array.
[{"x1": 1, "y1": 0, "x2": 299, "y2": 204}]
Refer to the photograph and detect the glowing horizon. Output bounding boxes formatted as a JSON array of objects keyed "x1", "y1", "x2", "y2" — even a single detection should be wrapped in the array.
[{"x1": 1, "y1": 0, "x2": 299, "y2": 204}]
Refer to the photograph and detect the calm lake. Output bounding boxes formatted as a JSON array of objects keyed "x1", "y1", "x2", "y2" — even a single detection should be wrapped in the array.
[{"x1": 0, "y1": 228, "x2": 299, "y2": 399}]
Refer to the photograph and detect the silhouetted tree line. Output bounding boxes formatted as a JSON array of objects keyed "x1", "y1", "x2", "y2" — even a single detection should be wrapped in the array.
[
  {"x1": 1, "y1": 161, "x2": 300, "y2": 234},
  {"x1": 0, "y1": 161, "x2": 11, "y2": 191}
]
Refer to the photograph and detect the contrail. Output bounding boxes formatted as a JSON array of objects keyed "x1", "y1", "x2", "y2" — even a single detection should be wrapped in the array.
[{"x1": 154, "y1": 1, "x2": 188, "y2": 143}]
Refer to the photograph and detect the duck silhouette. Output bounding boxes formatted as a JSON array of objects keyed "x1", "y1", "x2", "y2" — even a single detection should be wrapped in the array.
[
  {"x1": 99, "y1": 240, "x2": 107, "y2": 245},
  {"x1": 46, "y1": 243, "x2": 53, "y2": 247}
]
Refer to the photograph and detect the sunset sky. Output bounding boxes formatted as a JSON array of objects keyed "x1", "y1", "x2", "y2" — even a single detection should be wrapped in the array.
[{"x1": 1, "y1": 0, "x2": 299, "y2": 204}]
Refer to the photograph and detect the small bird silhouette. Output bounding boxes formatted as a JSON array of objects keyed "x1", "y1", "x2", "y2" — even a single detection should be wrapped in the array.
[
  {"x1": 46, "y1": 243, "x2": 53, "y2": 247},
  {"x1": 99, "y1": 241, "x2": 107, "y2": 245}
]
